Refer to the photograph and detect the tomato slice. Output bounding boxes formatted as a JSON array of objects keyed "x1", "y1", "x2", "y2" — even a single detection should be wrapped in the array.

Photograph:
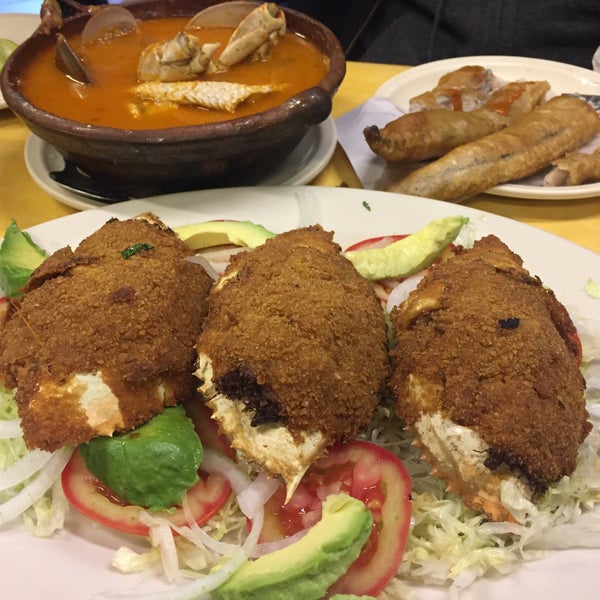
[
  {"x1": 259, "y1": 440, "x2": 412, "y2": 597},
  {"x1": 61, "y1": 402, "x2": 231, "y2": 536}
]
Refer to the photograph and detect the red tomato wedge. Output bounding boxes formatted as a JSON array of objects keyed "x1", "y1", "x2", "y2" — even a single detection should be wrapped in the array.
[
  {"x1": 259, "y1": 440, "x2": 412, "y2": 597},
  {"x1": 61, "y1": 402, "x2": 231, "y2": 537}
]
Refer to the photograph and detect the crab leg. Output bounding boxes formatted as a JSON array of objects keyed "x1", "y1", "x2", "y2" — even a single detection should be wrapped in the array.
[{"x1": 216, "y1": 2, "x2": 286, "y2": 70}]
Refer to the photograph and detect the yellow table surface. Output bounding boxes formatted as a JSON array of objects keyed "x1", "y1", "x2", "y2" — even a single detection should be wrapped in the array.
[{"x1": 1, "y1": 61, "x2": 599, "y2": 254}]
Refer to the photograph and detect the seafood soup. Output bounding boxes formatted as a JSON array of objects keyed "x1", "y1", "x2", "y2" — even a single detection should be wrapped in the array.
[{"x1": 20, "y1": 16, "x2": 329, "y2": 130}]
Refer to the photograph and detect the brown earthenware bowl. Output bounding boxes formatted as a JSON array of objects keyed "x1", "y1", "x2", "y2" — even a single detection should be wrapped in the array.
[{"x1": 1, "y1": 0, "x2": 345, "y2": 198}]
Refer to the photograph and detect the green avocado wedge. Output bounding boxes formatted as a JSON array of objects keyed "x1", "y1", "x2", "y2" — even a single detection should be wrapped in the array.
[
  {"x1": 173, "y1": 215, "x2": 468, "y2": 282},
  {"x1": 80, "y1": 406, "x2": 203, "y2": 510},
  {"x1": 174, "y1": 220, "x2": 276, "y2": 250},
  {"x1": 213, "y1": 493, "x2": 373, "y2": 600},
  {"x1": 345, "y1": 215, "x2": 468, "y2": 281},
  {"x1": 0, "y1": 220, "x2": 48, "y2": 297}
]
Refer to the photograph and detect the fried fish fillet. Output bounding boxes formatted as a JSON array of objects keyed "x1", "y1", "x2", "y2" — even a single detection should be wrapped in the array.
[
  {"x1": 544, "y1": 146, "x2": 600, "y2": 186},
  {"x1": 409, "y1": 65, "x2": 495, "y2": 112},
  {"x1": 389, "y1": 94, "x2": 600, "y2": 201},
  {"x1": 364, "y1": 80, "x2": 550, "y2": 163},
  {"x1": 389, "y1": 235, "x2": 590, "y2": 522},
  {"x1": 195, "y1": 226, "x2": 389, "y2": 498},
  {"x1": 0, "y1": 214, "x2": 214, "y2": 451}
]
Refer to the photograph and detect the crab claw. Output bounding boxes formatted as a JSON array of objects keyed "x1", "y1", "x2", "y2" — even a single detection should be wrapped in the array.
[
  {"x1": 138, "y1": 32, "x2": 220, "y2": 82},
  {"x1": 188, "y1": 2, "x2": 286, "y2": 71}
]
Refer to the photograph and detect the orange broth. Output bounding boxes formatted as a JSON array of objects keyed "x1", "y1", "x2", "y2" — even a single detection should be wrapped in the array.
[{"x1": 21, "y1": 18, "x2": 329, "y2": 129}]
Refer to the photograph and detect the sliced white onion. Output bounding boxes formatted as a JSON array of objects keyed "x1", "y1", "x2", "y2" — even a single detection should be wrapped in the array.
[
  {"x1": 140, "y1": 512, "x2": 180, "y2": 583},
  {"x1": 0, "y1": 448, "x2": 53, "y2": 491},
  {"x1": 81, "y1": 6, "x2": 138, "y2": 45},
  {"x1": 201, "y1": 449, "x2": 251, "y2": 498},
  {"x1": 252, "y1": 526, "x2": 309, "y2": 558},
  {"x1": 236, "y1": 472, "x2": 279, "y2": 519},
  {"x1": 179, "y1": 493, "x2": 243, "y2": 556},
  {"x1": 0, "y1": 446, "x2": 72, "y2": 525},
  {"x1": 0, "y1": 418, "x2": 22, "y2": 439},
  {"x1": 94, "y1": 450, "x2": 266, "y2": 600},
  {"x1": 386, "y1": 271, "x2": 425, "y2": 313},
  {"x1": 185, "y1": 255, "x2": 220, "y2": 282}
]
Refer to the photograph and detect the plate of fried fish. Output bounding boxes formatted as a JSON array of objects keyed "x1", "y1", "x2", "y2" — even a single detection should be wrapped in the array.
[
  {"x1": 369, "y1": 55, "x2": 600, "y2": 200},
  {"x1": 0, "y1": 186, "x2": 599, "y2": 600}
]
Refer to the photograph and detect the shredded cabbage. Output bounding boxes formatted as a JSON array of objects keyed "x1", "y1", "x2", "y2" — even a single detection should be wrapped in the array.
[
  {"x1": 362, "y1": 311, "x2": 600, "y2": 599},
  {"x1": 0, "y1": 384, "x2": 69, "y2": 536},
  {"x1": 1, "y1": 220, "x2": 598, "y2": 599}
]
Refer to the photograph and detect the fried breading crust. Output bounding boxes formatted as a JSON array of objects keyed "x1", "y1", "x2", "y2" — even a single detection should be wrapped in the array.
[
  {"x1": 389, "y1": 95, "x2": 600, "y2": 201},
  {"x1": 390, "y1": 235, "x2": 589, "y2": 493},
  {"x1": 0, "y1": 216, "x2": 214, "y2": 451},
  {"x1": 197, "y1": 225, "x2": 389, "y2": 443},
  {"x1": 365, "y1": 81, "x2": 549, "y2": 163}
]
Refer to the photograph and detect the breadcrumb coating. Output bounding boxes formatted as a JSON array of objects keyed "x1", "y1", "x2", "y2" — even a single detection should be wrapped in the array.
[
  {"x1": 197, "y1": 225, "x2": 389, "y2": 443},
  {"x1": 0, "y1": 215, "x2": 213, "y2": 451},
  {"x1": 390, "y1": 235, "x2": 589, "y2": 493}
]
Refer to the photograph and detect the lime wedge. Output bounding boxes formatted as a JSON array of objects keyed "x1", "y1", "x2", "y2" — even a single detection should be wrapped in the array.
[{"x1": 0, "y1": 39, "x2": 18, "y2": 69}]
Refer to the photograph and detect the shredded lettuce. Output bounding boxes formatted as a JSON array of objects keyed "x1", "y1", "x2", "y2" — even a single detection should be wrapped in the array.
[
  {"x1": 0, "y1": 385, "x2": 68, "y2": 536},
  {"x1": 362, "y1": 312, "x2": 600, "y2": 598},
  {"x1": 361, "y1": 404, "x2": 600, "y2": 598},
  {"x1": 1, "y1": 219, "x2": 597, "y2": 598},
  {"x1": 111, "y1": 469, "x2": 249, "y2": 580}
]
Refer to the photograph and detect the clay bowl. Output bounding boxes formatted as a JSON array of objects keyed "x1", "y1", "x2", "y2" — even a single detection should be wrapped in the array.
[{"x1": 1, "y1": 0, "x2": 345, "y2": 198}]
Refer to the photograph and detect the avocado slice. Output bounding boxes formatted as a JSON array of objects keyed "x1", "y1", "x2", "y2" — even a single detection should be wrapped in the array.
[
  {"x1": 174, "y1": 220, "x2": 276, "y2": 250},
  {"x1": 79, "y1": 406, "x2": 203, "y2": 510},
  {"x1": 345, "y1": 215, "x2": 468, "y2": 281},
  {"x1": 213, "y1": 493, "x2": 373, "y2": 600},
  {"x1": 0, "y1": 220, "x2": 48, "y2": 297}
]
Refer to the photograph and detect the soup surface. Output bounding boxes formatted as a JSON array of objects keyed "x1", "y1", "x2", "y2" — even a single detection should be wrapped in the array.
[{"x1": 20, "y1": 18, "x2": 329, "y2": 129}]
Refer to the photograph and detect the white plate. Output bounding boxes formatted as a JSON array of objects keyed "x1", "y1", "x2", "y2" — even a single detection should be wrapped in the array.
[
  {"x1": 0, "y1": 14, "x2": 40, "y2": 110},
  {"x1": 3, "y1": 186, "x2": 600, "y2": 600},
  {"x1": 24, "y1": 117, "x2": 338, "y2": 210},
  {"x1": 375, "y1": 55, "x2": 600, "y2": 200}
]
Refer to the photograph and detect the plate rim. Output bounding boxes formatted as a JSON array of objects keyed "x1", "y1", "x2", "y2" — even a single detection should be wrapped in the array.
[
  {"x1": 373, "y1": 55, "x2": 600, "y2": 201},
  {"x1": 4, "y1": 184, "x2": 600, "y2": 600},
  {"x1": 23, "y1": 117, "x2": 337, "y2": 210}
]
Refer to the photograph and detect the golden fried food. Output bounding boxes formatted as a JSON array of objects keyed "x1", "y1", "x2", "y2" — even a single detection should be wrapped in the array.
[
  {"x1": 0, "y1": 214, "x2": 214, "y2": 451},
  {"x1": 388, "y1": 94, "x2": 600, "y2": 201},
  {"x1": 195, "y1": 226, "x2": 389, "y2": 498},
  {"x1": 389, "y1": 235, "x2": 590, "y2": 521},
  {"x1": 544, "y1": 146, "x2": 600, "y2": 186},
  {"x1": 365, "y1": 80, "x2": 549, "y2": 162},
  {"x1": 409, "y1": 65, "x2": 495, "y2": 112}
]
